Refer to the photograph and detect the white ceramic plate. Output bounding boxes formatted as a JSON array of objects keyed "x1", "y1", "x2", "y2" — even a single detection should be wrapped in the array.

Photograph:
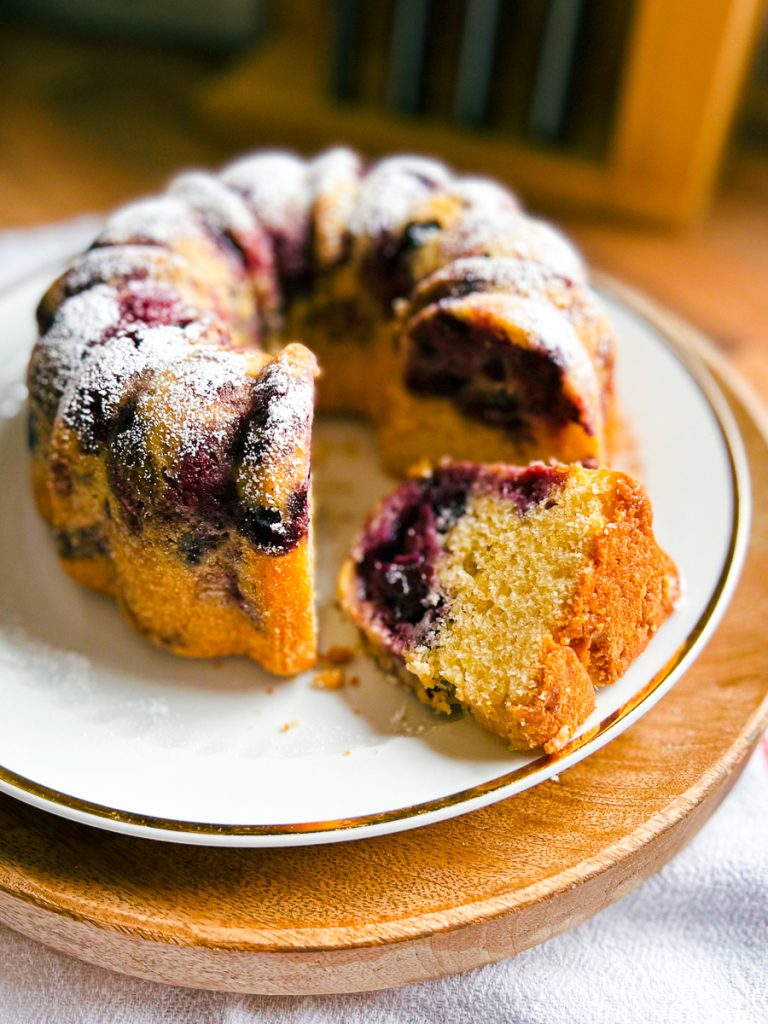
[{"x1": 0, "y1": 268, "x2": 750, "y2": 846}]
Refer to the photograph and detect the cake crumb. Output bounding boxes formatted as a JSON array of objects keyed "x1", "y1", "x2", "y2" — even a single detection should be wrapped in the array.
[
  {"x1": 312, "y1": 668, "x2": 345, "y2": 690},
  {"x1": 353, "y1": 707, "x2": 361, "y2": 716},
  {"x1": 343, "y1": 749, "x2": 351, "y2": 757},
  {"x1": 320, "y1": 645, "x2": 356, "y2": 665},
  {"x1": 265, "y1": 686, "x2": 274, "y2": 695},
  {"x1": 280, "y1": 720, "x2": 299, "y2": 733},
  {"x1": 348, "y1": 675, "x2": 360, "y2": 687}
]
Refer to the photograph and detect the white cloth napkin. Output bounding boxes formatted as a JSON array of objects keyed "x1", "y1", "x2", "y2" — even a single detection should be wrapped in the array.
[{"x1": 2, "y1": 219, "x2": 766, "y2": 1023}]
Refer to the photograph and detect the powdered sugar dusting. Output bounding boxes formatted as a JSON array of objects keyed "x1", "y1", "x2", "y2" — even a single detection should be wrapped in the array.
[
  {"x1": 306, "y1": 147, "x2": 362, "y2": 267},
  {"x1": 427, "y1": 210, "x2": 586, "y2": 282},
  {"x1": 29, "y1": 285, "x2": 122, "y2": 416},
  {"x1": 135, "y1": 345, "x2": 254, "y2": 468},
  {"x1": 407, "y1": 256, "x2": 613, "y2": 378},
  {"x1": 59, "y1": 324, "x2": 207, "y2": 451},
  {"x1": 348, "y1": 155, "x2": 453, "y2": 242},
  {"x1": 451, "y1": 291, "x2": 600, "y2": 420},
  {"x1": 221, "y1": 151, "x2": 311, "y2": 233},
  {"x1": 46, "y1": 284, "x2": 122, "y2": 343},
  {"x1": 448, "y1": 176, "x2": 521, "y2": 214},
  {"x1": 169, "y1": 171, "x2": 262, "y2": 245},
  {"x1": 0, "y1": 614, "x2": 96, "y2": 705},
  {"x1": 414, "y1": 256, "x2": 566, "y2": 304},
  {"x1": 307, "y1": 147, "x2": 361, "y2": 188},
  {"x1": 95, "y1": 196, "x2": 198, "y2": 248},
  {"x1": 60, "y1": 333, "x2": 151, "y2": 445},
  {"x1": 62, "y1": 245, "x2": 189, "y2": 295},
  {"x1": 238, "y1": 351, "x2": 314, "y2": 511}
]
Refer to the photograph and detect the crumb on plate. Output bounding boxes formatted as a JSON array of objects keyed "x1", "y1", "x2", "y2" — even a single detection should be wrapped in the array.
[
  {"x1": 312, "y1": 668, "x2": 346, "y2": 690},
  {"x1": 320, "y1": 645, "x2": 356, "y2": 665}
]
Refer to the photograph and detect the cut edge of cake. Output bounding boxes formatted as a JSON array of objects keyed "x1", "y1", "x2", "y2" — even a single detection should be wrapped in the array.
[{"x1": 338, "y1": 460, "x2": 680, "y2": 752}]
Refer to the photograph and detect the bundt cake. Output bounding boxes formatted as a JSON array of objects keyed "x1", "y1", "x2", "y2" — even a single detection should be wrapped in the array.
[
  {"x1": 338, "y1": 461, "x2": 679, "y2": 752},
  {"x1": 28, "y1": 147, "x2": 621, "y2": 680}
]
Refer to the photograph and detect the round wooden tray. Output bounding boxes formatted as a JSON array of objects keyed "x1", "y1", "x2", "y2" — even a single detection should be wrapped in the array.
[{"x1": 1, "y1": 294, "x2": 766, "y2": 995}]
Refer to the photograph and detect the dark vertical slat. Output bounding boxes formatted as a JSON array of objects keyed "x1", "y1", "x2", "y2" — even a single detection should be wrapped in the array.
[
  {"x1": 565, "y1": 0, "x2": 637, "y2": 158},
  {"x1": 387, "y1": 0, "x2": 432, "y2": 114},
  {"x1": 490, "y1": 0, "x2": 551, "y2": 136},
  {"x1": 527, "y1": 0, "x2": 585, "y2": 142},
  {"x1": 330, "y1": 0, "x2": 365, "y2": 101},
  {"x1": 453, "y1": 0, "x2": 503, "y2": 125},
  {"x1": 329, "y1": 0, "x2": 625, "y2": 161}
]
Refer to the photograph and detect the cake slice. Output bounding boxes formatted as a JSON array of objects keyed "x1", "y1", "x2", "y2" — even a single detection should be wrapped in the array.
[{"x1": 339, "y1": 461, "x2": 679, "y2": 752}]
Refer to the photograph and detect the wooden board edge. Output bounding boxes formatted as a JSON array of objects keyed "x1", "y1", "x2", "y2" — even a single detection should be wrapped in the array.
[{"x1": 0, "y1": 741, "x2": 754, "y2": 994}]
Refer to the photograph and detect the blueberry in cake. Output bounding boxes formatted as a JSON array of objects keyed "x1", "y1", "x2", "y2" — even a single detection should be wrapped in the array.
[
  {"x1": 339, "y1": 462, "x2": 679, "y2": 751},
  {"x1": 378, "y1": 255, "x2": 616, "y2": 475}
]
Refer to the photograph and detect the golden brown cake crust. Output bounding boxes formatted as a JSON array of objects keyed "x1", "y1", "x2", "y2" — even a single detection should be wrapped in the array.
[
  {"x1": 510, "y1": 473, "x2": 680, "y2": 752},
  {"x1": 556, "y1": 473, "x2": 680, "y2": 688},
  {"x1": 501, "y1": 643, "x2": 598, "y2": 754},
  {"x1": 485, "y1": 472, "x2": 680, "y2": 752}
]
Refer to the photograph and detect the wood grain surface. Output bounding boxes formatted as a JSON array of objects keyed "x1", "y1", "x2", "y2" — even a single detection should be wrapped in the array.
[{"x1": 0, "y1": 296, "x2": 765, "y2": 994}]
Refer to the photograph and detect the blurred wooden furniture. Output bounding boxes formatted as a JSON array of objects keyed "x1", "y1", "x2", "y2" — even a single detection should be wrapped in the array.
[{"x1": 200, "y1": 0, "x2": 763, "y2": 224}]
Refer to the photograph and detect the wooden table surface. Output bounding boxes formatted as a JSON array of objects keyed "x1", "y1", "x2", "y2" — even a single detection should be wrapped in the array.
[{"x1": 2, "y1": 22, "x2": 767, "y2": 406}]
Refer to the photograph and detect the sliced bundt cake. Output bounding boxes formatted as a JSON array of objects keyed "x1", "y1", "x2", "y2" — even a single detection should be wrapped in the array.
[{"x1": 29, "y1": 147, "x2": 624, "y2": 676}]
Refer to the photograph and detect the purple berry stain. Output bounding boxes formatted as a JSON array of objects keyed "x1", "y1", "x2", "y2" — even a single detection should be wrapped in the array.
[{"x1": 405, "y1": 312, "x2": 588, "y2": 436}]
